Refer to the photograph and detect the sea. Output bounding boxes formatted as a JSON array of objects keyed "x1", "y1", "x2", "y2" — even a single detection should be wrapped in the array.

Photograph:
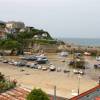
[{"x1": 58, "y1": 38, "x2": 100, "y2": 47}]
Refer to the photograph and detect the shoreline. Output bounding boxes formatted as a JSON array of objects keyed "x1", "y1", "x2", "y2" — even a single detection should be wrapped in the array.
[{"x1": 58, "y1": 38, "x2": 100, "y2": 47}]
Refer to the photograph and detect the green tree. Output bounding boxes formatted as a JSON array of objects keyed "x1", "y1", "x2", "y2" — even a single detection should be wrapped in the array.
[
  {"x1": 3, "y1": 40, "x2": 21, "y2": 50},
  {"x1": 0, "y1": 72, "x2": 5, "y2": 82},
  {"x1": 27, "y1": 89, "x2": 50, "y2": 100}
]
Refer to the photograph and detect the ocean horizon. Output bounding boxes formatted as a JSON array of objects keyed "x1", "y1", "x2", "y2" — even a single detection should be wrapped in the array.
[{"x1": 58, "y1": 38, "x2": 100, "y2": 47}]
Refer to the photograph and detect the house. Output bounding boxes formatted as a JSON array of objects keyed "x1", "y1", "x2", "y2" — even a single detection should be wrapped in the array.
[
  {"x1": 6, "y1": 21, "x2": 25, "y2": 29},
  {"x1": 70, "y1": 85, "x2": 100, "y2": 100}
]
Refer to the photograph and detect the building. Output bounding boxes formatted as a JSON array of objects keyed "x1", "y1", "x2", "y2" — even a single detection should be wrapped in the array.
[
  {"x1": 70, "y1": 85, "x2": 100, "y2": 100},
  {"x1": 6, "y1": 21, "x2": 25, "y2": 29},
  {"x1": 5, "y1": 21, "x2": 25, "y2": 34}
]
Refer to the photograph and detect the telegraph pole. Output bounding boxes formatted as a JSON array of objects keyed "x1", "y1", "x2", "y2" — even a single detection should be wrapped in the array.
[
  {"x1": 54, "y1": 85, "x2": 56, "y2": 100},
  {"x1": 99, "y1": 76, "x2": 100, "y2": 85},
  {"x1": 77, "y1": 75, "x2": 81, "y2": 95}
]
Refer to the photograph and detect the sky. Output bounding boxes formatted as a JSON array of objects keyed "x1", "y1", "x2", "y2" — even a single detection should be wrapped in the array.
[{"x1": 0, "y1": 0, "x2": 100, "y2": 38}]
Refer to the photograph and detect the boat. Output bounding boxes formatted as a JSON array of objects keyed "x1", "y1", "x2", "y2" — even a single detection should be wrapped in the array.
[
  {"x1": 36, "y1": 57, "x2": 48, "y2": 64},
  {"x1": 96, "y1": 56, "x2": 100, "y2": 61},
  {"x1": 49, "y1": 64, "x2": 56, "y2": 71},
  {"x1": 63, "y1": 69, "x2": 70, "y2": 73},
  {"x1": 60, "y1": 51, "x2": 69, "y2": 57},
  {"x1": 42, "y1": 66, "x2": 48, "y2": 71},
  {"x1": 2, "y1": 60, "x2": 8, "y2": 63},
  {"x1": 57, "y1": 67, "x2": 61, "y2": 72}
]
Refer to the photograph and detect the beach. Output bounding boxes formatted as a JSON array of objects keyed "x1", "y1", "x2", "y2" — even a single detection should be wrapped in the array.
[{"x1": 0, "y1": 53, "x2": 99, "y2": 99}]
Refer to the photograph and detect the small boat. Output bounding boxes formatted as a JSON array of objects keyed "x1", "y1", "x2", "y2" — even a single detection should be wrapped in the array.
[
  {"x1": 49, "y1": 64, "x2": 56, "y2": 71},
  {"x1": 38, "y1": 65, "x2": 42, "y2": 70},
  {"x1": 36, "y1": 57, "x2": 48, "y2": 64},
  {"x1": 2, "y1": 60, "x2": 8, "y2": 63},
  {"x1": 26, "y1": 62, "x2": 31, "y2": 67},
  {"x1": 8, "y1": 59, "x2": 15, "y2": 65},
  {"x1": 30, "y1": 63, "x2": 36, "y2": 68},
  {"x1": 60, "y1": 51, "x2": 69, "y2": 57},
  {"x1": 96, "y1": 56, "x2": 100, "y2": 61},
  {"x1": 26, "y1": 62, "x2": 37, "y2": 68},
  {"x1": 73, "y1": 69, "x2": 84, "y2": 75},
  {"x1": 42, "y1": 66, "x2": 48, "y2": 71},
  {"x1": 73, "y1": 69, "x2": 79, "y2": 74},
  {"x1": 94, "y1": 64, "x2": 100, "y2": 69},
  {"x1": 78, "y1": 70, "x2": 84, "y2": 75},
  {"x1": 63, "y1": 69, "x2": 70, "y2": 73},
  {"x1": 57, "y1": 67, "x2": 61, "y2": 72},
  {"x1": 84, "y1": 52, "x2": 91, "y2": 56}
]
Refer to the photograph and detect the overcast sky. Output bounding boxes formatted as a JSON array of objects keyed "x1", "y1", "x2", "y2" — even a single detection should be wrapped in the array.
[{"x1": 0, "y1": 0, "x2": 100, "y2": 38}]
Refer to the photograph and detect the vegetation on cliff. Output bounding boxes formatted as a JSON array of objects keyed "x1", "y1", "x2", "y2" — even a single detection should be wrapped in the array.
[{"x1": 0, "y1": 27, "x2": 59, "y2": 54}]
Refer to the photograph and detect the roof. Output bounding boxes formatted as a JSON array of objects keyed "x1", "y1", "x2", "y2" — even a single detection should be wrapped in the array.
[
  {"x1": 95, "y1": 97, "x2": 100, "y2": 100},
  {"x1": 0, "y1": 87, "x2": 67, "y2": 100},
  {"x1": 70, "y1": 85, "x2": 100, "y2": 100}
]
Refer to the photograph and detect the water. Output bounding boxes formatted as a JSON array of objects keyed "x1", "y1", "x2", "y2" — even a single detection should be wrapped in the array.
[{"x1": 59, "y1": 38, "x2": 100, "y2": 47}]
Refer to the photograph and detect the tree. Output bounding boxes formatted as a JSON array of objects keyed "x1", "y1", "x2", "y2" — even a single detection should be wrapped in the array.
[
  {"x1": 0, "y1": 40, "x2": 22, "y2": 55},
  {"x1": 3, "y1": 40, "x2": 21, "y2": 50},
  {"x1": 27, "y1": 89, "x2": 50, "y2": 100},
  {"x1": 0, "y1": 72, "x2": 5, "y2": 82}
]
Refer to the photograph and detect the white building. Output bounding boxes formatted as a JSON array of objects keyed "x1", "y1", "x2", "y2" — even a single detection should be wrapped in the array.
[{"x1": 6, "y1": 21, "x2": 25, "y2": 29}]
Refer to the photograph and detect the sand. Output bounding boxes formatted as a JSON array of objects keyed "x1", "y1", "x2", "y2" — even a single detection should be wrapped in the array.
[{"x1": 0, "y1": 53, "x2": 99, "y2": 99}]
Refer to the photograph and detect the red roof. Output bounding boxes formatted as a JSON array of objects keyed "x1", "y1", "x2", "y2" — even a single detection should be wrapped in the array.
[
  {"x1": 95, "y1": 97, "x2": 100, "y2": 100},
  {"x1": 70, "y1": 85, "x2": 100, "y2": 100}
]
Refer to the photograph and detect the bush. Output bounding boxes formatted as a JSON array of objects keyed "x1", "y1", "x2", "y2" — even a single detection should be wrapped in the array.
[
  {"x1": 0, "y1": 72, "x2": 16, "y2": 93},
  {"x1": 27, "y1": 88, "x2": 50, "y2": 100}
]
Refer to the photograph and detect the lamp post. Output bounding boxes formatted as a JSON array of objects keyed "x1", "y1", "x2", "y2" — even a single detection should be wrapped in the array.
[{"x1": 77, "y1": 75, "x2": 81, "y2": 95}]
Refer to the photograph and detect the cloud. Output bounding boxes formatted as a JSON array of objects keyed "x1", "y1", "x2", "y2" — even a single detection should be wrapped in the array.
[{"x1": 0, "y1": 0, "x2": 100, "y2": 38}]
